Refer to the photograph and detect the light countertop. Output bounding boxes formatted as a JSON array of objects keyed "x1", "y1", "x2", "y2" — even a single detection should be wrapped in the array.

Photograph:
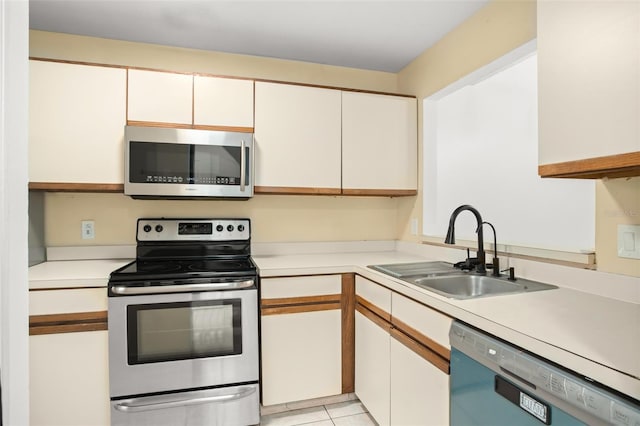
[
  {"x1": 254, "y1": 251, "x2": 640, "y2": 401},
  {"x1": 28, "y1": 250, "x2": 640, "y2": 400},
  {"x1": 28, "y1": 259, "x2": 132, "y2": 289}
]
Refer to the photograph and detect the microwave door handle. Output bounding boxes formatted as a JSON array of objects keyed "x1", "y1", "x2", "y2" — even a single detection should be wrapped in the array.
[
  {"x1": 110, "y1": 279, "x2": 255, "y2": 295},
  {"x1": 113, "y1": 386, "x2": 256, "y2": 413},
  {"x1": 240, "y1": 139, "x2": 246, "y2": 192}
]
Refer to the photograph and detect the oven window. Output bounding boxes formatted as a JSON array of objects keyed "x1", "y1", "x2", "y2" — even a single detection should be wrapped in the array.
[{"x1": 127, "y1": 299, "x2": 242, "y2": 364}]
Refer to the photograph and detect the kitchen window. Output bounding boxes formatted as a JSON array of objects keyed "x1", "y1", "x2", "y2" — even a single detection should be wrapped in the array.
[{"x1": 422, "y1": 40, "x2": 595, "y2": 261}]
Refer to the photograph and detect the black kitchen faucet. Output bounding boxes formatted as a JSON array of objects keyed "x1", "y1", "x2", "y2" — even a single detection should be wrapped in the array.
[{"x1": 444, "y1": 204, "x2": 486, "y2": 274}]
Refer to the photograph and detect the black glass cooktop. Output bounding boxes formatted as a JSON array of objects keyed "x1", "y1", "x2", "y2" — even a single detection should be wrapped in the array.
[{"x1": 109, "y1": 257, "x2": 257, "y2": 282}]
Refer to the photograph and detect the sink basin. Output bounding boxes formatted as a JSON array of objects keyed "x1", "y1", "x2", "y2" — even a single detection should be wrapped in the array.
[
  {"x1": 368, "y1": 261, "x2": 457, "y2": 278},
  {"x1": 409, "y1": 274, "x2": 557, "y2": 300},
  {"x1": 369, "y1": 261, "x2": 557, "y2": 300}
]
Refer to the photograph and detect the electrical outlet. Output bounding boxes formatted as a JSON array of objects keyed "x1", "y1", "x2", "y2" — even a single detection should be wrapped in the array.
[
  {"x1": 411, "y1": 218, "x2": 419, "y2": 235},
  {"x1": 82, "y1": 220, "x2": 95, "y2": 240},
  {"x1": 617, "y1": 224, "x2": 640, "y2": 259}
]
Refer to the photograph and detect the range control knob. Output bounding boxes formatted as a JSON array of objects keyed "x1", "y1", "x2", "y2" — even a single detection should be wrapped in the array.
[
  {"x1": 238, "y1": 224, "x2": 245, "y2": 232},
  {"x1": 227, "y1": 225, "x2": 235, "y2": 232},
  {"x1": 155, "y1": 225, "x2": 163, "y2": 233},
  {"x1": 216, "y1": 224, "x2": 224, "y2": 232},
  {"x1": 143, "y1": 224, "x2": 152, "y2": 233}
]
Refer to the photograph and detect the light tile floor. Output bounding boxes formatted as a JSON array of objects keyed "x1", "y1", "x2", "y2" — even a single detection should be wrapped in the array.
[{"x1": 261, "y1": 400, "x2": 377, "y2": 426}]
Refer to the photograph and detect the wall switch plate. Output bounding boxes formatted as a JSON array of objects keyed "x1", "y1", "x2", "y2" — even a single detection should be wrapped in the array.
[
  {"x1": 82, "y1": 220, "x2": 95, "y2": 240},
  {"x1": 617, "y1": 224, "x2": 640, "y2": 259}
]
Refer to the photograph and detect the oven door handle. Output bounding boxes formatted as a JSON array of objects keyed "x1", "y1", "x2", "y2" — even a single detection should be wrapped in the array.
[
  {"x1": 110, "y1": 279, "x2": 255, "y2": 295},
  {"x1": 112, "y1": 385, "x2": 256, "y2": 413}
]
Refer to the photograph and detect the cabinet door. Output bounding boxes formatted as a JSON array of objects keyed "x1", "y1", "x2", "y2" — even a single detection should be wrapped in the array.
[
  {"x1": 30, "y1": 331, "x2": 110, "y2": 426},
  {"x1": 193, "y1": 76, "x2": 254, "y2": 128},
  {"x1": 390, "y1": 337, "x2": 449, "y2": 426},
  {"x1": 538, "y1": 1, "x2": 640, "y2": 165},
  {"x1": 261, "y1": 310, "x2": 342, "y2": 405},
  {"x1": 254, "y1": 82, "x2": 342, "y2": 193},
  {"x1": 342, "y1": 92, "x2": 417, "y2": 194},
  {"x1": 260, "y1": 275, "x2": 342, "y2": 406},
  {"x1": 29, "y1": 60, "x2": 126, "y2": 183},
  {"x1": 355, "y1": 311, "x2": 390, "y2": 426},
  {"x1": 392, "y1": 293, "x2": 452, "y2": 350},
  {"x1": 127, "y1": 69, "x2": 193, "y2": 125}
]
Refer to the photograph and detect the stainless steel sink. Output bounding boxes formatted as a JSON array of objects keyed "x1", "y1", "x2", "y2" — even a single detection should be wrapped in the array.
[
  {"x1": 368, "y1": 261, "x2": 557, "y2": 300},
  {"x1": 409, "y1": 274, "x2": 557, "y2": 300},
  {"x1": 368, "y1": 261, "x2": 457, "y2": 278}
]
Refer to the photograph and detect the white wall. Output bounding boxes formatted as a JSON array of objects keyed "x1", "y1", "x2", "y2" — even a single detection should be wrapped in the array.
[
  {"x1": 423, "y1": 45, "x2": 595, "y2": 253},
  {"x1": 0, "y1": 0, "x2": 30, "y2": 424}
]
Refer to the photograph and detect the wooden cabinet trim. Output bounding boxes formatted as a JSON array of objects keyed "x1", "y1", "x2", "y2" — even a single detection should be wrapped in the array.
[
  {"x1": 538, "y1": 151, "x2": 640, "y2": 179},
  {"x1": 261, "y1": 302, "x2": 341, "y2": 315},
  {"x1": 30, "y1": 57, "x2": 415, "y2": 98},
  {"x1": 390, "y1": 327, "x2": 450, "y2": 375},
  {"x1": 127, "y1": 120, "x2": 254, "y2": 133},
  {"x1": 341, "y1": 273, "x2": 356, "y2": 394},
  {"x1": 29, "y1": 311, "x2": 108, "y2": 335},
  {"x1": 261, "y1": 294, "x2": 341, "y2": 315},
  {"x1": 29, "y1": 182, "x2": 124, "y2": 193},
  {"x1": 391, "y1": 317, "x2": 450, "y2": 361},
  {"x1": 355, "y1": 301, "x2": 392, "y2": 333},
  {"x1": 342, "y1": 188, "x2": 417, "y2": 197},
  {"x1": 261, "y1": 294, "x2": 341, "y2": 308},
  {"x1": 355, "y1": 295, "x2": 391, "y2": 322},
  {"x1": 255, "y1": 186, "x2": 342, "y2": 195}
]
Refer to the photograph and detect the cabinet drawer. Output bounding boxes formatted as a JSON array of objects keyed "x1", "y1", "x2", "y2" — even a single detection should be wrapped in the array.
[
  {"x1": 261, "y1": 275, "x2": 341, "y2": 299},
  {"x1": 391, "y1": 293, "x2": 452, "y2": 350},
  {"x1": 29, "y1": 288, "x2": 107, "y2": 316},
  {"x1": 356, "y1": 276, "x2": 391, "y2": 313}
]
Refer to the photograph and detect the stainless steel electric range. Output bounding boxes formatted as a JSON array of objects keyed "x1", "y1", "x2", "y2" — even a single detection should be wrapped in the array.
[{"x1": 107, "y1": 218, "x2": 260, "y2": 426}]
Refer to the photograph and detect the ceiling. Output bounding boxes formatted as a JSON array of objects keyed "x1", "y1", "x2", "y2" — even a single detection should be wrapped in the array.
[{"x1": 29, "y1": 0, "x2": 489, "y2": 73}]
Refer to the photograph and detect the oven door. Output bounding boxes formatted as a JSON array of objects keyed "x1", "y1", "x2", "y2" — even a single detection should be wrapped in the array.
[{"x1": 108, "y1": 286, "x2": 258, "y2": 397}]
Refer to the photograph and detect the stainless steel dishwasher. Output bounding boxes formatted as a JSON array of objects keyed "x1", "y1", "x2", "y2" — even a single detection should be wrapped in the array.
[{"x1": 449, "y1": 322, "x2": 640, "y2": 425}]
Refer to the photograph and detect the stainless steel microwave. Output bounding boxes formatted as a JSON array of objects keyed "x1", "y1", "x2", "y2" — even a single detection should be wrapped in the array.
[{"x1": 125, "y1": 126, "x2": 254, "y2": 199}]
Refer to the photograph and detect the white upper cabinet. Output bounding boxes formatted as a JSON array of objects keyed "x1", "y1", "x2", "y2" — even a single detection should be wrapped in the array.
[
  {"x1": 254, "y1": 82, "x2": 342, "y2": 193},
  {"x1": 537, "y1": 1, "x2": 640, "y2": 177},
  {"x1": 342, "y1": 92, "x2": 417, "y2": 194},
  {"x1": 127, "y1": 69, "x2": 193, "y2": 125},
  {"x1": 29, "y1": 60, "x2": 127, "y2": 184},
  {"x1": 193, "y1": 76, "x2": 254, "y2": 128}
]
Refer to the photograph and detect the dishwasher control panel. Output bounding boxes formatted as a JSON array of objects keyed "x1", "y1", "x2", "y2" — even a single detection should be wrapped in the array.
[{"x1": 450, "y1": 322, "x2": 640, "y2": 426}]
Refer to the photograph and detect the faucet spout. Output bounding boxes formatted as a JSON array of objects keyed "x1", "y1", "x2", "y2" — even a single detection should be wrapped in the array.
[{"x1": 444, "y1": 205, "x2": 486, "y2": 274}]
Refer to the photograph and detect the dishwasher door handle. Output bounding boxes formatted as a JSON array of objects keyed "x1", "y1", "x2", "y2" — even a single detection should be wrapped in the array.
[{"x1": 113, "y1": 385, "x2": 257, "y2": 413}]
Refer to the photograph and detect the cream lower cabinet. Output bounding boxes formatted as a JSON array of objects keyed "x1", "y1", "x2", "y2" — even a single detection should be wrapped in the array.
[
  {"x1": 390, "y1": 338, "x2": 449, "y2": 426},
  {"x1": 390, "y1": 293, "x2": 451, "y2": 426},
  {"x1": 30, "y1": 331, "x2": 110, "y2": 426},
  {"x1": 355, "y1": 310, "x2": 391, "y2": 426},
  {"x1": 29, "y1": 287, "x2": 110, "y2": 426},
  {"x1": 29, "y1": 60, "x2": 126, "y2": 184},
  {"x1": 355, "y1": 275, "x2": 392, "y2": 425},
  {"x1": 260, "y1": 275, "x2": 343, "y2": 406},
  {"x1": 355, "y1": 276, "x2": 451, "y2": 426}
]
